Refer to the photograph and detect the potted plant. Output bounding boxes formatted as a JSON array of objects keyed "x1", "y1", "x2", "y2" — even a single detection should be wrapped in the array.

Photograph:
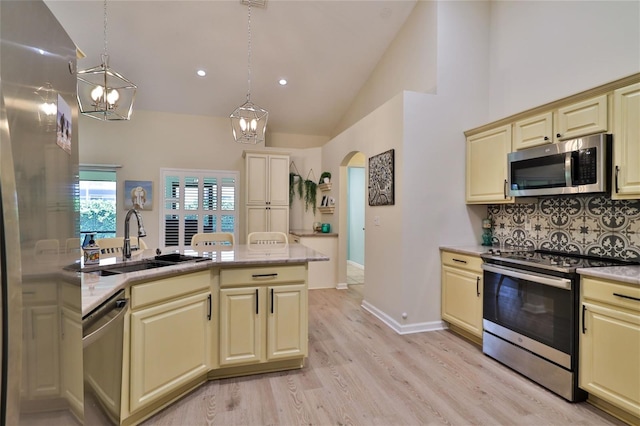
[{"x1": 319, "y1": 171, "x2": 331, "y2": 184}]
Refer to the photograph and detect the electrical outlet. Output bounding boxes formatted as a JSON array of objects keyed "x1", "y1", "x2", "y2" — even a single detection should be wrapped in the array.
[{"x1": 524, "y1": 214, "x2": 532, "y2": 231}]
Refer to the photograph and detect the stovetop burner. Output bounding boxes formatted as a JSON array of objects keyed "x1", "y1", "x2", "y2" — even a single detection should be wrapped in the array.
[{"x1": 481, "y1": 248, "x2": 640, "y2": 273}]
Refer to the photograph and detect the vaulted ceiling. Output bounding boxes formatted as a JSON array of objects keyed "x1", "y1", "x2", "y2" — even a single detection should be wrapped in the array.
[{"x1": 44, "y1": 0, "x2": 417, "y2": 137}]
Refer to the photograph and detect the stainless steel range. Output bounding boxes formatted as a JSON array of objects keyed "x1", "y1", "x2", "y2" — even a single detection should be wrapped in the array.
[{"x1": 480, "y1": 249, "x2": 639, "y2": 402}]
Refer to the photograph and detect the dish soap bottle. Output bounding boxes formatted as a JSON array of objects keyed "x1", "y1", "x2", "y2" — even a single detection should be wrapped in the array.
[{"x1": 83, "y1": 234, "x2": 100, "y2": 265}]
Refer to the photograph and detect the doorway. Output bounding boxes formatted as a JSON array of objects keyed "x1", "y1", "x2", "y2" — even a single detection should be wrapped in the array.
[{"x1": 346, "y1": 153, "x2": 366, "y2": 289}]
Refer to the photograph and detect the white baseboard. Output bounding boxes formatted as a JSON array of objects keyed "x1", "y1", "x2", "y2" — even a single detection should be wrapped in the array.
[
  {"x1": 336, "y1": 282, "x2": 348, "y2": 290},
  {"x1": 361, "y1": 299, "x2": 447, "y2": 335},
  {"x1": 347, "y1": 260, "x2": 364, "y2": 270}
]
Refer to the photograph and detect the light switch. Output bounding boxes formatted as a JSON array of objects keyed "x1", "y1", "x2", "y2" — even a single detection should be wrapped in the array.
[{"x1": 374, "y1": 216, "x2": 380, "y2": 226}]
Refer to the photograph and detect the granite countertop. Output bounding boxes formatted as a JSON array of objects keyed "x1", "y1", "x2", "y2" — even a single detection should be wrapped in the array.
[
  {"x1": 80, "y1": 243, "x2": 328, "y2": 317},
  {"x1": 439, "y1": 245, "x2": 491, "y2": 256},
  {"x1": 289, "y1": 229, "x2": 338, "y2": 237},
  {"x1": 576, "y1": 265, "x2": 640, "y2": 286}
]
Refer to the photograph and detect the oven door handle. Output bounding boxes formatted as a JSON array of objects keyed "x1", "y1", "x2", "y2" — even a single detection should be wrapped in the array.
[{"x1": 482, "y1": 264, "x2": 572, "y2": 290}]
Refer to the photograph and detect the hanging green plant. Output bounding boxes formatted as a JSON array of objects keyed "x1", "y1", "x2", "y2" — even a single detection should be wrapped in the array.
[
  {"x1": 303, "y1": 179, "x2": 318, "y2": 214},
  {"x1": 289, "y1": 172, "x2": 304, "y2": 207}
]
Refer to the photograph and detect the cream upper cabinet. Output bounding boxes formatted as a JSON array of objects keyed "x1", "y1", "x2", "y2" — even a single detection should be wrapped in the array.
[
  {"x1": 129, "y1": 272, "x2": 211, "y2": 413},
  {"x1": 466, "y1": 124, "x2": 513, "y2": 204},
  {"x1": 513, "y1": 112, "x2": 553, "y2": 150},
  {"x1": 580, "y1": 277, "x2": 640, "y2": 424},
  {"x1": 555, "y1": 94, "x2": 608, "y2": 142},
  {"x1": 612, "y1": 83, "x2": 640, "y2": 199},
  {"x1": 441, "y1": 251, "x2": 483, "y2": 341},
  {"x1": 245, "y1": 152, "x2": 290, "y2": 206},
  {"x1": 245, "y1": 152, "x2": 290, "y2": 235},
  {"x1": 513, "y1": 95, "x2": 608, "y2": 150},
  {"x1": 219, "y1": 265, "x2": 308, "y2": 368}
]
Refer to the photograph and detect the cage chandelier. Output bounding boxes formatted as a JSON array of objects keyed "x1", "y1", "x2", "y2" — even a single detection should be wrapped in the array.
[
  {"x1": 230, "y1": 0, "x2": 268, "y2": 144},
  {"x1": 77, "y1": 0, "x2": 137, "y2": 121}
]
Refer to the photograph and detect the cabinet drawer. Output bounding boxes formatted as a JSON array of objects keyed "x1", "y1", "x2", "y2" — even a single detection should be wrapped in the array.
[
  {"x1": 22, "y1": 282, "x2": 58, "y2": 304},
  {"x1": 582, "y1": 277, "x2": 640, "y2": 312},
  {"x1": 441, "y1": 251, "x2": 482, "y2": 273},
  {"x1": 131, "y1": 270, "x2": 211, "y2": 310},
  {"x1": 220, "y1": 265, "x2": 306, "y2": 287}
]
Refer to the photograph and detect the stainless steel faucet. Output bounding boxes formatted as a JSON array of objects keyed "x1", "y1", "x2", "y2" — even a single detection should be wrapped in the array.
[{"x1": 123, "y1": 208, "x2": 147, "y2": 259}]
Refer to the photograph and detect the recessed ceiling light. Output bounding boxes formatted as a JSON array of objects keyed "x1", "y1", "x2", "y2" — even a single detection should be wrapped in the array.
[
  {"x1": 197, "y1": 69, "x2": 207, "y2": 77},
  {"x1": 278, "y1": 79, "x2": 287, "y2": 86}
]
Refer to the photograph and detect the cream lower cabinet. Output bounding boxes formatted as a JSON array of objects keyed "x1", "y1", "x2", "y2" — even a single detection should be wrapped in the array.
[
  {"x1": 129, "y1": 271, "x2": 212, "y2": 413},
  {"x1": 246, "y1": 205, "x2": 289, "y2": 235},
  {"x1": 21, "y1": 282, "x2": 60, "y2": 400},
  {"x1": 612, "y1": 82, "x2": 640, "y2": 199},
  {"x1": 219, "y1": 265, "x2": 308, "y2": 367},
  {"x1": 580, "y1": 277, "x2": 640, "y2": 424},
  {"x1": 441, "y1": 250, "x2": 483, "y2": 341},
  {"x1": 59, "y1": 283, "x2": 84, "y2": 418},
  {"x1": 465, "y1": 124, "x2": 513, "y2": 204}
]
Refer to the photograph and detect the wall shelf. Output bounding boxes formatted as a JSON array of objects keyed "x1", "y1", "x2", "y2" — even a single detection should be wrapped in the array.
[
  {"x1": 319, "y1": 183, "x2": 332, "y2": 192},
  {"x1": 318, "y1": 206, "x2": 335, "y2": 214}
]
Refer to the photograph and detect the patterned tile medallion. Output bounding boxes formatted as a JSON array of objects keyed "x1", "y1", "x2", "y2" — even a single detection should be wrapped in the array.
[{"x1": 488, "y1": 195, "x2": 640, "y2": 261}]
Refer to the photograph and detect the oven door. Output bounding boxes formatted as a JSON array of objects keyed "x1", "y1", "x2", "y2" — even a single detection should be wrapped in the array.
[{"x1": 482, "y1": 263, "x2": 575, "y2": 359}]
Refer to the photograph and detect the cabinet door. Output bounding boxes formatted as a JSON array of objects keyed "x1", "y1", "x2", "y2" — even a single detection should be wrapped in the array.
[
  {"x1": 441, "y1": 265, "x2": 483, "y2": 337},
  {"x1": 580, "y1": 302, "x2": 640, "y2": 417},
  {"x1": 268, "y1": 155, "x2": 290, "y2": 206},
  {"x1": 246, "y1": 206, "x2": 268, "y2": 235},
  {"x1": 612, "y1": 83, "x2": 640, "y2": 199},
  {"x1": 60, "y1": 307, "x2": 84, "y2": 415},
  {"x1": 466, "y1": 125, "x2": 513, "y2": 204},
  {"x1": 25, "y1": 305, "x2": 60, "y2": 398},
  {"x1": 267, "y1": 284, "x2": 307, "y2": 360},
  {"x1": 219, "y1": 287, "x2": 264, "y2": 366},
  {"x1": 246, "y1": 154, "x2": 268, "y2": 205},
  {"x1": 268, "y1": 206, "x2": 289, "y2": 234},
  {"x1": 130, "y1": 292, "x2": 211, "y2": 412},
  {"x1": 555, "y1": 94, "x2": 607, "y2": 141},
  {"x1": 513, "y1": 112, "x2": 553, "y2": 150}
]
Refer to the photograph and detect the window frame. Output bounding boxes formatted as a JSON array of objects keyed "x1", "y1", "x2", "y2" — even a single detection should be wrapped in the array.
[{"x1": 159, "y1": 168, "x2": 239, "y2": 251}]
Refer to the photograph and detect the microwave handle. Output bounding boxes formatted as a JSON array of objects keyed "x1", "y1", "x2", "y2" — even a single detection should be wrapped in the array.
[{"x1": 565, "y1": 153, "x2": 573, "y2": 187}]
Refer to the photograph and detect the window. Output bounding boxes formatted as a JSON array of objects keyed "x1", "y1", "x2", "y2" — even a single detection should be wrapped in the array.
[
  {"x1": 79, "y1": 168, "x2": 117, "y2": 239},
  {"x1": 160, "y1": 168, "x2": 238, "y2": 250}
]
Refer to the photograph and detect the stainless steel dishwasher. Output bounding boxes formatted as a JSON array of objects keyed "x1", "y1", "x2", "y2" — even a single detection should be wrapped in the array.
[{"x1": 83, "y1": 289, "x2": 128, "y2": 425}]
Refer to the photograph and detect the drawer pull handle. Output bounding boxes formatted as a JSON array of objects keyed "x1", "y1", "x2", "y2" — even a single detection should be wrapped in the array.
[
  {"x1": 271, "y1": 288, "x2": 274, "y2": 314},
  {"x1": 613, "y1": 292, "x2": 640, "y2": 302},
  {"x1": 581, "y1": 305, "x2": 587, "y2": 334},
  {"x1": 256, "y1": 289, "x2": 259, "y2": 314},
  {"x1": 452, "y1": 258, "x2": 467, "y2": 264},
  {"x1": 252, "y1": 273, "x2": 278, "y2": 279}
]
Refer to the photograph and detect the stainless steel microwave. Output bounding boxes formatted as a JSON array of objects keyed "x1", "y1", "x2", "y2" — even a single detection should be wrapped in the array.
[{"x1": 507, "y1": 133, "x2": 612, "y2": 197}]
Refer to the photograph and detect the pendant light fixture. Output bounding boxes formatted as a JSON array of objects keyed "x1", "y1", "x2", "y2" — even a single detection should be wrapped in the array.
[
  {"x1": 77, "y1": 0, "x2": 137, "y2": 121},
  {"x1": 230, "y1": 0, "x2": 268, "y2": 144}
]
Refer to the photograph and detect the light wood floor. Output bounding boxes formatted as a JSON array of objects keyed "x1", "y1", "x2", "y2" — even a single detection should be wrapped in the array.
[{"x1": 143, "y1": 287, "x2": 624, "y2": 426}]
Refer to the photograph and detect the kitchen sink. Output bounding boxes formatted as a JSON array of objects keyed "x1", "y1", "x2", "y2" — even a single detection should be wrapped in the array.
[{"x1": 84, "y1": 259, "x2": 176, "y2": 276}]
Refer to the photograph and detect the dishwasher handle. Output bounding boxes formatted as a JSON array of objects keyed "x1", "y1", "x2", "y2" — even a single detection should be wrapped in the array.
[{"x1": 83, "y1": 296, "x2": 129, "y2": 348}]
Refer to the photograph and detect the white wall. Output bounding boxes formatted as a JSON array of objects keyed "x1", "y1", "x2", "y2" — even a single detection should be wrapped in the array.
[
  {"x1": 488, "y1": 0, "x2": 640, "y2": 122},
  {"x1": 79, "y1": 110, "x2": 323, "y2": 247}
]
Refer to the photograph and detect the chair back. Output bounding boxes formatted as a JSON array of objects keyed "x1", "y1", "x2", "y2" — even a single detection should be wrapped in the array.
[
  {"x1": 34, "y1": 239, "x2": 59, "y2": 255},
  {"x1": 247, "y1": 232, "x2": 288, "y2": 245},
  {"x1": 65, "y1": 238, "x2": 81, "y2": 254},
  {"x1": 95, "y1": 237, "x2": 148, "y2": 258},
  {"x1": 191, "y1": 232, "x2": 235, "y2": 249}
]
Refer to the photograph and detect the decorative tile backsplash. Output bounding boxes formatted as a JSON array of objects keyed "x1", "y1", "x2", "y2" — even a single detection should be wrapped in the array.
[{"x1": 488, "y1": 195, "x2": 640, "y2": 261}]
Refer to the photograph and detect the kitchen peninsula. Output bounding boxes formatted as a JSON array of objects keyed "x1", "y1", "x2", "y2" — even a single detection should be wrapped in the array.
[{"x1": 80, "y1": 244, "x2": 328, "y2": 426}]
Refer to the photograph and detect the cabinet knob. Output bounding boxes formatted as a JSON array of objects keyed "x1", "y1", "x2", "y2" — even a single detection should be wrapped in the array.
[
  {"x1": 543, "y1": 136, "x2": 549, "y2": 141},
  {"x1": 556, "y1": 133, "x2": 561, "y2": 138}
]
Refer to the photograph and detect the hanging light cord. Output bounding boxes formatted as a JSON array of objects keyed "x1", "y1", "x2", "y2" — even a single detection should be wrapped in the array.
[
  {"x1": 102, "y1": 0, "x2": 109, "y2": 64},
  {"x1": 246, "y1": 1, "x2": 252, "y2": 102}
]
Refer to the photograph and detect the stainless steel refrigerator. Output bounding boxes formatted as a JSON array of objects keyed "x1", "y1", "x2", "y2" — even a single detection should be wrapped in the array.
[{"x1": 1, "y1": 1, "x2": 82, "y2": 424}]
